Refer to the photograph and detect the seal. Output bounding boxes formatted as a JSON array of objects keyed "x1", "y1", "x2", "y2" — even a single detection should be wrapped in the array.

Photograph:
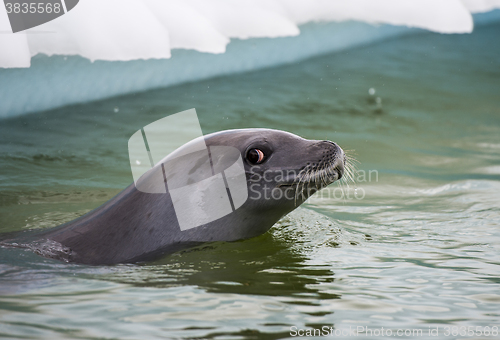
[{"x1": 23, "y1": 129, "x2": 347, "y2": 264}]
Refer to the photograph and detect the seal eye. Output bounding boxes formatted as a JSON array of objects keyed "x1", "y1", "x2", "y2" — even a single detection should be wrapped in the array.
[{"x1": 246, "y1": 148, "x2": 265, "y2": 164}]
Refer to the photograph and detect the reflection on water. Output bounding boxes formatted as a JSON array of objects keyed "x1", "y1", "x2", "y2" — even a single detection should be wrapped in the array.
[{"x1": 1, "y1": 24, "x2": 500, "y2": 339}]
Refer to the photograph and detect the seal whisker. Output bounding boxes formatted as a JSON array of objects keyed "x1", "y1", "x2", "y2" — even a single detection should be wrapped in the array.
[
  {"x1": 295, "y1": 169, "x2": 303, "y2": 204},
  {"x1": 321, "y1": 162, "x2": 329, "y2": 187},
  {"x1": 298, "y1": 167, "x2": 311, "y2": 205},
  {"x1": 342, "y1": 154, "x2": 358, "y2": 185},
  {"x1": 294, "y1": 165, "x2": 309, "y2": 206}
]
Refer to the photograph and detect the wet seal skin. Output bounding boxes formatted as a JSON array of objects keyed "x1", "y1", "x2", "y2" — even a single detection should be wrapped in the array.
[{"x1": 5, "y1": 129, "x2": 347, "y2": 265}]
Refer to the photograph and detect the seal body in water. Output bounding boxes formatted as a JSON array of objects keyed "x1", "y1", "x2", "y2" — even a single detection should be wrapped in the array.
[{"x1": 20, "y1": 129, "x2": 346, "y2": 264}]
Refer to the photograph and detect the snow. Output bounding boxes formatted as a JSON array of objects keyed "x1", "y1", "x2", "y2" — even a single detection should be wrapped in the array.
[{"x1": 0, "y1": 1, "x2": 499, "y2": 118}]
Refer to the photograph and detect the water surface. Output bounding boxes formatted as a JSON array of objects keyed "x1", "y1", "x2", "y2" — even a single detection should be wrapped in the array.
[{"x1": 1, "y1": 24, "x2": 500, "y2": 339}]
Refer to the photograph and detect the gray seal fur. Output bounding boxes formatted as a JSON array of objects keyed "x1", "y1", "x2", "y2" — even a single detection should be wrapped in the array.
[{"x1": 26, "y1": 129, "x2": 345, "y2": 264}]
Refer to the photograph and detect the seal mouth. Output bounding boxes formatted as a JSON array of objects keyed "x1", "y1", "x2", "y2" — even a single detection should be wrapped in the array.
[
  {"x1": 277, "y1": 143, "x2": 357, "y2": 203},
  {"x1": 294, "y1": 158, "x2": 344, "y2": 188}
]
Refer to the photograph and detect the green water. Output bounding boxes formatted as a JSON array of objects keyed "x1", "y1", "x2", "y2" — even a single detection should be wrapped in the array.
[{"x1": 1, "y1": 24, "x2": 500, "y2": 339}]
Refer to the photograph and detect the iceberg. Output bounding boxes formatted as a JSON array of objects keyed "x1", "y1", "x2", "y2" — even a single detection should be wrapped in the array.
[{"x1": 0, "y1": 0, "x2": 499, "y2": 118}]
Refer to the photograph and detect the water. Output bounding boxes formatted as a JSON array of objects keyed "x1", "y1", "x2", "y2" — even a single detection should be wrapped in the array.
[{"x1": 1, "y1": 24, "x2": 500, "y2": 339}]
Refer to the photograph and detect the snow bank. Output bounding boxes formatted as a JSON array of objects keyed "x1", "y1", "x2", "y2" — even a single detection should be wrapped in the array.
[{"x1": 0, "y1": 1, "x2": 499, "y2": 118}]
